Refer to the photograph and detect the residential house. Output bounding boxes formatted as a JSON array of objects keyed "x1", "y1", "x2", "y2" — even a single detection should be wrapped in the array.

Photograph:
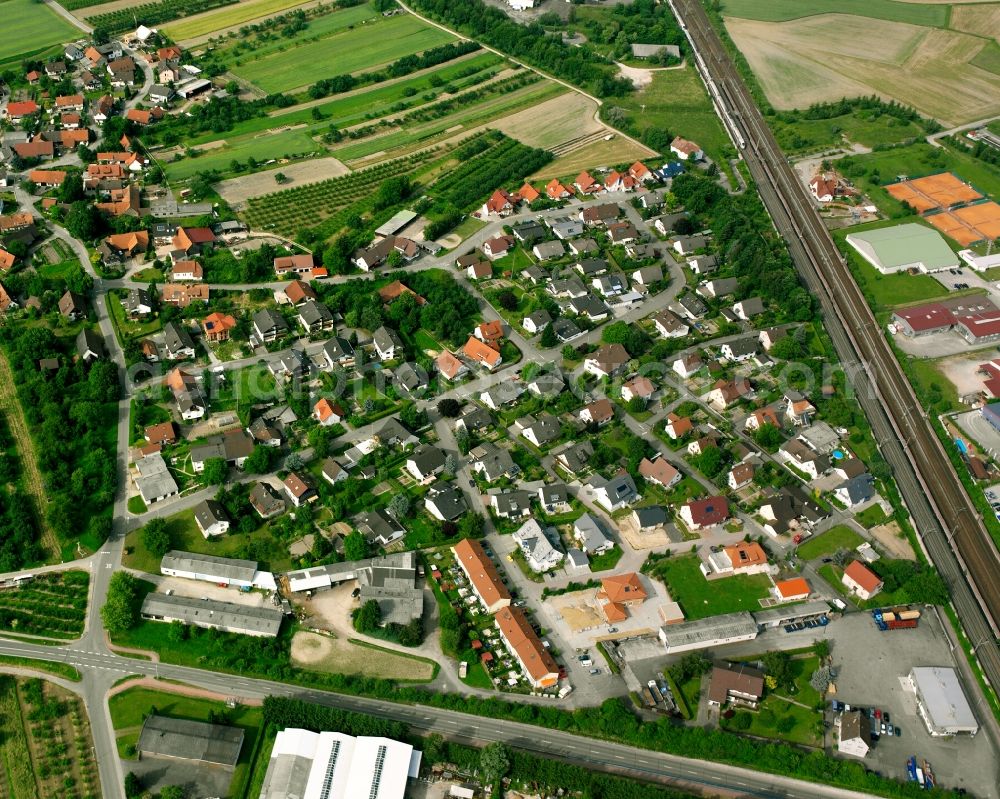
[
  {"x1": 319, "y1": 337, "x2": 355, "y2": 369},
  {"x1": 779, "y1": 438, "x2": 828, "y2": 480},
  {"x1": 59, "y1": 291, "x2": 86, "y2": 321},
  {"x1": 549, "y1": 217, "x2": 584, "y2": 240},
  {"x1": 538, "y1": 484, "x2": 571, "y2": 514},
  {"x1": 71, "y1": 328, "x2": 103, "y2": 364},
  {"x1": 708, "y1": 378, "x2": 753, "y2": 410},
  {"x1": 453, "y1": 538, "x2": 511, "y2": 613},
  {"x1": 720, "y1": 337, "x2": 757, "y2": 363},
  {"x1": 297, "y1": 300, "x2": 335, "y2": 333},
  {"x1": 596, "y1": 573, "x2": 647, "y2": 623},
  {"x1": 463, "y1": 336, "x2": 502, "y2": 370},
  {"x1": 161, "y1": 283, "x2": 209, "y2": 308},
  {"x1": 838, "y1": 710, "x2": 871, "y2": 758},
  {"x1": 172, "y1": 226, "x2": 215, "y2": 256},
  {"x1": 638, "y1": 456, "x2": 680, "y2": 489},
  {"x1": 622, "y1": 376, "x2": 655, "y2": 402},
  {"x1": 435, "y1": 350, "x2": 468, "y2": 381},
  {"x1": 512, "y1": 221, "x2": 545, "y2": 245},
  {"x1": 774, "y1": 577, "x2": 811, "y2": 602},
  {"x1": 512, "y1": 519, "x2": 564, "y2": 573},
  {"x1": 373, "y1": 326, "x2": 404, "y2": 360},
  {"x1": 252, "y1": 309, "x2": 288, "y2": 344},
  {"x1": 583, "y1": 343, "x2": 630, "y2": 379},
  {"x1": 170, "y1": 260, "x2": 202, "y2": 281},
  {"x1": 688, "y1": 254, "x2": 718, "y2": 275},
  {"x1": 395, "y1": 361, "x2": 428, "y2": 394},
  {"x1": 835, "y1": 474, "x2": 876, "y2": 508},
  {"x1": 573, "y1": 513, "x2": 612, "y2": 554},
  {"x1": 356, "y1": 508, "x2": 405, "y2": 547},
  {"x1": 546, "y1": 179, "x2": 571, "y2": 200},
  {"x1": 522, "y1": 310, "x2": 552, "y2": 334},
  {"x1": 633, "y1": 265, "x2": 663, "y2": 286},
  {"x1": 573, "y1": 171, "x2": 602, "y2": 194},
  {"x1": 552, "y1": 318, "x2": 582, "y2": 342},
  {"x1": 664, "y1": 413, "x2": 693, "y2": 440},
  {"x1": 554, "y1": 440, "x2": 594, "y2": 476},
  {"x1": 313, "y1": 397, "x2": 345, "y2": 427},
  {"x1": 283, "y1": 279, "x2": 316, "y2": 305},
  {"x1": 733, "y1": 297, "x2": 765, "y2": 320},
  {"x1": 579, "y1": 398, "x2": 614, "y2": 426},
  {"x1": 728, "y1": 461, "x2": 756, "y2": 490},
  {"x1": 707, "y1": 664, "x2": 765, "y2": 707},
  {"x1": 580, "y1": 203, "x2": 620, "y2": 227},
  {"x1": 466, "y1": 260, "x2": 492, "y2": 280},
  {"x1": 481, "y1": 188, "x2": 517, "y2": 217},
  {"x1": 759, "y1": 327, "x2": 787, "y2": 351},
  {"x1": 518, "y1": 182, "x2": 540, "y2": 203},
  {"x1": 202, "y1": 312, "x2": 236, "y2": 343},
  {"x1": 842, "y1": 560, "x2": 883, "y2": 600},
  {"x1": 249, "y1": 483, "x2": 285, "y2": 520},
  {"x1": 491, "y1": 489, "x2": 534, "y2": 520},
  {"x1": 569, "y1": 238, "x2": 598, "y2": 256},
  {"x1": 482, "y1": 234, "x2": 514, "y2": 260},
  {"x1": 162, "y1": 321, "x2": 196, "y2": 360},
  {"x1": 673, "y1": 353, "x2": 703, "y2": 379},
  {"x1": 193, "y1": 500, "x2": 230, "y2": 538},
  {"x1": 273, "y1": 254, "x2": 314, "y2": 276},
  {"x1": 533, "y1": 240, "x2": 565, "y2": 260},
  {"x1": 321, "y1": 458, "x2": 348, "y2": 486},
  {"x1": 588, "y1": 471, "x2": 639, "y2": 512},
  {"x1": 676, "y1": 293, "x2": 708, "y2": 320},
  {"x1": 518, "y1": 413, "x2": 561, "y2": 448},
  {"x1": 709, "y1": 542, "x2": 769, "y2": 575},
  {"x1": 673, "y1": 235, "x2": 709, "y2": 256},
  {"x1": 698, "y1": 277, "x2": 738, "y2": 299},
  {"x1": 495, "y1": 606, "x2": 559, "y2": 689},
  {"x1": 284, "y1": 472, "x2": 318, "y2": 507},
  {"x1": 785, "y1": 391, "x2": 816, "y2": 426},
  {"x1": 247, "y1": 416, "x2": 282, "y2": 447},
  {"x1": 425, "y1": 482, "x2": 468, "y2": 522},
  {"x1": 679, "y1": 496, "x2": 729, "y2": 530},
  {"x1": 743, "y1": 407, "x2": 781, "y2": 432},
  {"x1": 670, "y1": 136, "x2": 703, "y2": 160},
  {"x1": 469, "y1": 443, "x2": 518, "y2": 483},
  {"x1": 607, "y1": 221, "x2": 638, "y2": 244},
  {"x1": 405, "y1": 445, "x2": 447, "y2": 483}
]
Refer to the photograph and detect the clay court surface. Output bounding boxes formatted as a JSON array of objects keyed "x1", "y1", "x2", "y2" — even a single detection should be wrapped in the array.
[
  {"x1": 215, "y1": 157, "x2": 350, "y2": 207},
  {"x1": 927, "y1": 201, "x2": 1000, "y2": 245},
  {"x1": 886, "y1": 172, "x2": 982, "y2": 213},
  {"x1": 291, "y1": 631, "x2": 435, "y2": 680}
]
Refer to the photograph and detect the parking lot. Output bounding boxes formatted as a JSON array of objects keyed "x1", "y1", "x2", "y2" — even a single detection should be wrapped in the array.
[{"x1": 826, "y1": 612, "x2": 998, "y2": 797}]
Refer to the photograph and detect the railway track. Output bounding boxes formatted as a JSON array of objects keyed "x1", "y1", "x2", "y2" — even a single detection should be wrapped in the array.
[{"x1": 670, "y1": 0, "x2": 1000, "y2": 691}]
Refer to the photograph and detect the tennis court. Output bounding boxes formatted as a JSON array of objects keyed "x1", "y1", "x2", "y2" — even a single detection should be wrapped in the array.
[
  {"x1": 886, "y1": 172, "x2": 983, "y2": 212},
  {"x1": 927, "y1": 200, "x2": 1000, "y2": 245}
]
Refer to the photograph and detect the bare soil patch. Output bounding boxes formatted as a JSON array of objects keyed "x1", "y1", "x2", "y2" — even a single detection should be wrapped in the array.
[
  {"x1": 951, "y1": 4, "x2": 1000, "y2": 45},
  {"x1": 869, "y1": 520, "x2": 916, "y2": 560},
  {"x1": 215, "y1": 157, "x2": 350, "y2": 207},
  {"x1": 290, "y1": 631, "x2": 435, "y2": 680}
]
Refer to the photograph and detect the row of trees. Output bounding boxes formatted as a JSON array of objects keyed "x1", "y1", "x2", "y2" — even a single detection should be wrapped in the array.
[{"x1": 0, "y1": 326, "x2": 119, "y2": 547}]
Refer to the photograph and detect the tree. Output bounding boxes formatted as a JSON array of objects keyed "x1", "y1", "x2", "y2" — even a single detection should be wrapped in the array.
[
  {"x1": 762, "y1": 651, "x2": 793, "y2": 690},
  {"x1": 479, "y1": 741, "x2": 510, "y2": 785},
  {"x1": 101, "y1": 571, "x2": 140, "y2": 635},
  {"x1": 202, "y1": 457, "x2": 228, "y2": 486},
  {"x1": 423, "y1": 733, "x2": 445, "y2": 764},
  {"x1": 455, "y1": 428, "x2": 471, "y2": 455},
  {"x1": 809, "y1": 665, "x2": 834, "y2": 695},
  {"x1": 437, "y1": 398, "x2": 461, "y2": 418},
  {"x1": 285, "y1": 452, "x2": 304, "y2": 472},
  {"x1": 141, "y1": 518, "x2": 172, "y2": 557},
  {"x1": 388, "y1": 492, "x2": 411, "y2": 519},
  {"x1": 167, "y1": 620, "x2": 189, "y2": 643},
  {"x1": 496, "y1": 290, "x2": 518, "y2": 311},
  {"x1": 160, "y1": 787, "x2": 186, "y2": 799},
  {"x1": 458, "y1": 513, "x2": 484, "y2": 539},
  {"x1": 123, "y1": 772, "x2": 143, "y2": 798},
  {"x1": 813, "y1": 639, "x2": 831, "y2": 661},
  {"x1": 540, "y1": 323, "x2": 557, "y2": 348},
  {"x1": 59, "y1": 173, "x2": 84, "y2": 203},
  {"x1": 731, "y1": 711, "x2": 752, "y2": 730},
  {"x1": 444, "y1": 453, "x2": 458, "y2": 475},
  {"x1": 752, "y1": 423, "x2": 783, "y2": 452},
  {"x1": 626, "y1": 397, "x2": 646, "y2": 414},
  {"x1": 64, "y1": 201, "x2": 102, "y2": 241},
  {"x1": 344, "y1": 530, "x2": 368, "y2": 562},
  {"x1": 353, "y1": 598, "x2": 382, "y2": 632},
  {"x1": 244, "y1": 445, "x2": 273, "y2": 474}
]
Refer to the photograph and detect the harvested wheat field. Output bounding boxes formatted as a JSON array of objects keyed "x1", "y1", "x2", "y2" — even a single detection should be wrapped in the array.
[
  {"x1": 950, "y1": 4, "x2": 1000, "y2": 44},
  {"x1": 216, "y1": 157, "x2": 350, "y2": 208},
  {"x1": 530, "y1": 136, "x2": 654, "y2": 181},
  {"x1": 291, "y1": 631, "x2": 435, "y2": 681},
  {"x1": 492, "y1": 92, "x2": 603, "y2": 151},
  {"x1": 725, "y1": 14, "x2": 1000, "y2": 125}
]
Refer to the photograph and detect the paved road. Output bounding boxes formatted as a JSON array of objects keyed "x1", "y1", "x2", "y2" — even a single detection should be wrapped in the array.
[
  {"x1": 0, "y1": 637, "x2": 887, "y2": 799},
  {"x1": 672, "y1": 0, "x2": 1000, "y2": 712}
]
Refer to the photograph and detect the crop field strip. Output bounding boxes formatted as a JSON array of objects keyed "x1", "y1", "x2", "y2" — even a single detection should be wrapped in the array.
[
  {"x1": 0, "y1": 0, "x2": 80, "y2": 65},
  {"x1": 719, "y1": 0, "x2": 949, "y2": 26},
  {"x1": 163, "y1": 128, "x2": 322, "y2": 181},
  {"x1": 0, "y1": 571, "x2": 89, "y2": 640},
  {"x1": 334, "y1": 77, "x2": 565, "y2": 164},
  {"x1": 227, "y1": 12, "x2": 455, "y2": 94},
  {"x1": 87, "y1": 0, "x2": 240, "y2": 35},
  {"x1": 183, "y1": 52, "x2": 503, "y2": 147},
  {"x1": 162, "y1": 0, "x2": 317, "y2": 41}
]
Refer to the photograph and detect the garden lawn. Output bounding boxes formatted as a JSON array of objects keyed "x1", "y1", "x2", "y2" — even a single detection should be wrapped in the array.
[
  {"x1": 588, "y1": 546, "x2": 624, "y2": 573},
  {"x1": 123, "y1": 508, "x2": 293, "y2": 574},
  {"x1": 109, "y1": 687, "x2": 264, "y2": 799},
  {"x1": 719, "y1": 0, "x2": 947, "y2": 26},
  {"x1": 840, "y1": 237, "x2": 948, "y2": 310},
  {"x1": 0, "y1": 0, "x2": 79, "y2": 65},
  {"x1": 723, "y1": 655, "x2": 824, "y2": 746},
  {"x1": 164, "y1": 129, "x2": 321, "y2": 182},
  {"x1": 795, "y1": 525, "x2": 865, "y2": 560},
  {"x1": 648, "y1": 555, "x2": 771, "y2": 620},
  {"x1": 855, "y1": 505, "x2": 889, "y2": 528},
  {"x1": 162, "y1": 0, "x2": 315, "y2": 40},
  {"x1": 231, "y1": 14, "x2": 455, "y2": 94}
]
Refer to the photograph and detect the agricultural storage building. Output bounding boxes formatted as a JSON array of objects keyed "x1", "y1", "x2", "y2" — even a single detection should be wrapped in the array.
[
  {"x1": 658, "y1": 612, "x2": 758, "y2": 654},
  {"x1": 160, "y1": 550, "x2": 275, "y2": 589},
  {"x1": 140, "y1": 593, "x2": 284, "y2": 637},
  {"x1": 909, "y1": 667, "x2": 979, "y2": 736},
  {"x1": 138, "y1": 715, "x2": 244, "y2": 766},
  {"x1": 846, "y1": 223, "x2": 959, "y2": 274},
  {"x1": 258, "y1": 728, "x2": 421, "y2": 799}
]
